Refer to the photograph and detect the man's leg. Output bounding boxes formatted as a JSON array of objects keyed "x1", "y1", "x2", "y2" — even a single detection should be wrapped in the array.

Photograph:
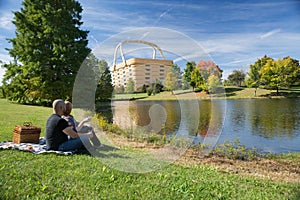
[{"x1": 58, "y1": 136, "x2": 92, "y2": 151}]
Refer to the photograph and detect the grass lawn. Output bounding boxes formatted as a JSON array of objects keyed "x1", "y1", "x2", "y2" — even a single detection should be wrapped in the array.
[
  {"x1": 0, "y1": 99, "x2": 299, "y2": 199},
  {"x1": 112, "y1": 86, "x2": 300, "y2": 101}
]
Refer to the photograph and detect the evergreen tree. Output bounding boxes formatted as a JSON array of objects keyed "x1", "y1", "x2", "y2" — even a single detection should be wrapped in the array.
[
  {"x1": 95, "y1": 59, "x2": 114, "y2": 102},
  {"x1": 182, "y1": 61, "x2": 195, "y2": 89},
  {"x1": 3, "y1": 0, "x2": 90, "y2": 104}
]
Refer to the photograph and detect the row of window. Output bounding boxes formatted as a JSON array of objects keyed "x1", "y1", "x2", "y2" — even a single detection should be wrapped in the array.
[{"x1": 116, "y1": 65, "x2": 165, "y2": 74}]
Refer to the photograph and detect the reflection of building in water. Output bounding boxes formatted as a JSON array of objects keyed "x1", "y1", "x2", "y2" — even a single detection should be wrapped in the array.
[
  {"x1": 112, "y1": 101, "x2": 133, "y2": 129},
  {"x1": 111, "y1": 40, "x2": 173, "y2": 90}
]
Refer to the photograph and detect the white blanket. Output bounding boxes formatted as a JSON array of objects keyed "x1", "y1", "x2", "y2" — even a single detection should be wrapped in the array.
[{"x1": 0, "y1": 137, "x2": 73, "y2": 155}]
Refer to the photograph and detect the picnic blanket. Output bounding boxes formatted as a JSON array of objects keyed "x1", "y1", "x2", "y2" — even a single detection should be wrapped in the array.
[{"x1": 0, "y1": 137, "x2": 73, "y2": 155}]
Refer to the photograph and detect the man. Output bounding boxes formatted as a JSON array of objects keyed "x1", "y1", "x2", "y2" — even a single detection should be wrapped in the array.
[{"x1": 46, "y1": 99, "x2": 92, "y2": 151}]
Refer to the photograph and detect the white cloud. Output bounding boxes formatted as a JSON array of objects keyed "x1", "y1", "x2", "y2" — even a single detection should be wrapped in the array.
[
  {"x1": 260, "y1": 29, "x2": 281, "y2": 39},
  {"x1": 0, "y1": 12, "x2": 14, "y2": 30}
]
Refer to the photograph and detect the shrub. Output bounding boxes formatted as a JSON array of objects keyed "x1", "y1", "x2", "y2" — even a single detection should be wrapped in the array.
[{"x1": 212, "y1": 137, "x2": 260, "y2": 161}]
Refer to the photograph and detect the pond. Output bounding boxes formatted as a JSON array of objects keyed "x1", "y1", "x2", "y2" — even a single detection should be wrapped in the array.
[{"x1": 110, "y1": 98, "x2": 300, "y2": 154}]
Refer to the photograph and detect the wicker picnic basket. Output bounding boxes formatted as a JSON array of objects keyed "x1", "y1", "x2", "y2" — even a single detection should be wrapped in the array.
[{"x1": 12, "y1": 122, "x2": 41, "y2": 144}]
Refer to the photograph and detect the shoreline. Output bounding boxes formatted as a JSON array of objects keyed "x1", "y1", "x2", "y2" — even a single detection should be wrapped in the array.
[
  {"x1": 103, "y1": 132, "x2": 300, "y2": 183},
  {"x1": 112, "y1": 87, "x2": 300, "y2": 101}
]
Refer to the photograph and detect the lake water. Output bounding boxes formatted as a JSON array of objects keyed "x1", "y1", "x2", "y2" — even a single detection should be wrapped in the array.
[{"x1": 110, "y1": 98, "x2": 300, "y2": 154}]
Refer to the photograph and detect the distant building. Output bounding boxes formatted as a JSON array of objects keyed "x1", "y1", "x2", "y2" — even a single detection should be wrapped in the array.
[
  {"x1": 112, "y1": 58, "x2": 173, "y2": 90},
  {"x1": 111, "y1": 40, "x2": 173, "y2": 90}
]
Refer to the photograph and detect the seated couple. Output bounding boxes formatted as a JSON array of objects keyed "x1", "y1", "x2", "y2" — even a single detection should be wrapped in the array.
[{"x1": 46, "y1": 99, "x2": 102, "y2": 152}]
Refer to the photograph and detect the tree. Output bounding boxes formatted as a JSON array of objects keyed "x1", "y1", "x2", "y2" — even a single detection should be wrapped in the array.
[
  {"x1": 260, "y1": 57, "x2": 300, "y2": 95},
  {"x1": 207, "y1": 74, "x2": 221, "y2": 93},
  {"x1": 247, "y1": 55, "x2": 273, "y2": 96},
  {"x1": 95, "y1": 59, "x2": 114, "y2": 102},
  {"x1": 198, "y1": 60, "x2": 222, "y2": 80},
  {"x1": 125, "y1": 78, "x2": 135, "y2": 94},
  {"x1": 3, "y1": 0, "x2": 90, "y2": 104},
  {"x1": 227, "y1": 69, "x2": 246, "y2": 87},
  {"x1": 151, "y1": 79, "x2": 163, "y2": 95},
  {"x1": 281, "y1": 56, "x2": 300, "y2": 86},
  {"x1": 114, "y1": 85, "x2": 125, "y2": 94},
  {"x1": 190, "y1": 68, "x2": 204, "y2": 91},
  {"x1": 165, "y1": 64, "x2": 181, "y2": 93},
  {"x1": 182, "y1": 61, "x2": 195, "y2": 89}
]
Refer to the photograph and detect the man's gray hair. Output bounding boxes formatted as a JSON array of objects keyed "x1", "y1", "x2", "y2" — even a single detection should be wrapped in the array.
[{"x1": 52, "y1": 99, "x2": 64, "y2": 113}]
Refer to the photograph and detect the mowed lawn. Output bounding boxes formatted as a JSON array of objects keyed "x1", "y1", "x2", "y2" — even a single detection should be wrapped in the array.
[
  {"x1": 0, "y1": 99, "x2": 299, "y2": 199},
  {"x1": 113, "y1": 86, "x2": 300, "y2": 101}
]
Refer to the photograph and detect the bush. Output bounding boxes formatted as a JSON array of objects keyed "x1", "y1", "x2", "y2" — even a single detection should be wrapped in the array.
[
  {"x1": 212, "y1": 137, "x2": 260, "y2": 161},
  {"x1": 147, "y1": 88, "x2": 153, "y2": 96}
]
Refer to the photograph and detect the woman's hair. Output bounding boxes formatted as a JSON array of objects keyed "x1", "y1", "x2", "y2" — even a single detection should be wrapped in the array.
[{"x1": 64, "y1": 101, "x2": 73, "y2": 116}]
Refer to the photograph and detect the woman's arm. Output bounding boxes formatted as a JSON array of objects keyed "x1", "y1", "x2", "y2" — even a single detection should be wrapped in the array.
[
  {"x1": 76, "y1": 117, "x2": 91, "y2": 131},
  {"x1": 63, "y1": 126, "x2": 79, "y2": 139}
]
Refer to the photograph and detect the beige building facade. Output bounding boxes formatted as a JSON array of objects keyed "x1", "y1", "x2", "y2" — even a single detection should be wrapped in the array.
[{"x1": 111, "y1": 58, "x2": 173, "y2": 90}]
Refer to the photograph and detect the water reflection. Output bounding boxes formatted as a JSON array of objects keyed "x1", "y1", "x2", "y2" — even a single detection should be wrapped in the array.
[
  {"x1": 108, "y1": 98, "x2": 300, "y2": 153},
  {"x1": 246, "y1": 99, "x2": 300, "y2": 139},
  {"x1": 111, "y1": 100, "x2": 225, "y2": 142}
]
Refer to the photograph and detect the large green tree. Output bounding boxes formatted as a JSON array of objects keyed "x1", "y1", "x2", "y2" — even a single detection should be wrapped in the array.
[
  {"x1": 260, "y1": 57, "x2": 300, "y2": 95},
  {"x1": 247, "y1": 55, "x2": 273, "y2": 96},
  {"x1": 190, "y1": 68, "x2": 204, "y2": 91},
  {"x1": 2, "y1": 0, "x2": 90, "y2": 104}
]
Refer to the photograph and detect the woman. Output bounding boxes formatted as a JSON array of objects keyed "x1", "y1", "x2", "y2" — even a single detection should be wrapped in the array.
[{"x1": 63, "y1": 101, "x2": 102, "y2": 148}]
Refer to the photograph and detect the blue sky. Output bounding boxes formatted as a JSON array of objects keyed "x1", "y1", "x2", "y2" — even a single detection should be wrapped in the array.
[{"x1": 0, "y1": 0, "x2": 300, "y2": 82}]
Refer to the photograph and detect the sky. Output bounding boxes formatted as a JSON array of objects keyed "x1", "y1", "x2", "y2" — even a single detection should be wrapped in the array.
[{"x1": 0, "y1": 0, "x2": 300, "y2": 82}]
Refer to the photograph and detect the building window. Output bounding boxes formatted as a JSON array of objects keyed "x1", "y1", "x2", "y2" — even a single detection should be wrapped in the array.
[
  {"x1": 160, "y1": 69, "x2": 164, "y2": 72},
  {"x1": 146, "y1": 68, "x2": 150, "y2": 71},
  {"x1": 160, "y1": 65, "x2": 164, "y2": 68},
  {"x1": 145, "y1": 77, "x2": 150, "y2": 80},
  {"x1": 145, "y1": 73, "x2": 150, "y2": 76}
]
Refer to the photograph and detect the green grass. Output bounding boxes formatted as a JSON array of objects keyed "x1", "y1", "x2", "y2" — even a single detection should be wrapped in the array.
[
  {"x1": 112, "y1": 86, "x2": 300, "y2": 101},
  {"x1": 0, "y1": 99, "x2": 51, "y2": 141},
  {"x1": 1, "y1": 99, "x2": 300, "y2": 199}
]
